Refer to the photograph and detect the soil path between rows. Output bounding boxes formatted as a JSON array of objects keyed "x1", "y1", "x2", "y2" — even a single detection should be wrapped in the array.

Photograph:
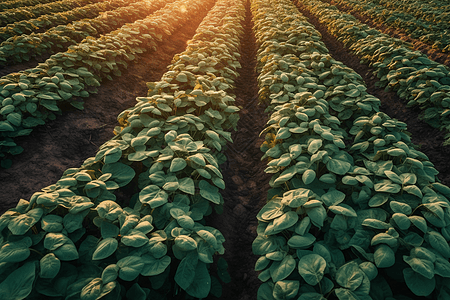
[
  {"x1": 208, "y1": 0, "x2": 270, "y2": 298},
  {"x1": 295, "y1": 1, "x2": 450, "y2": 187}
]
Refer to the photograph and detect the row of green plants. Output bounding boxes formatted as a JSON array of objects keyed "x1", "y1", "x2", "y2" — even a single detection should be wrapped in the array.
[
  {"x1": 0, "y1": 0, "x2": 188, "y2": 168},
  {"x1": 301, "y1": 0, "x2": 450, "y2": 146},
  {"x1": 0, "y1": 0, "x2": 137, "y2": 43},
  {"x1": 0, "y1": 0, "x2": 56, "y2": 12},
  {"x1": 0, "y1": 0, "x2": 166, "y2": 65},
  {"x1": 368, "y1": 0, "x2": 450, "y2": 23},
  {"x1": 252, "y1": 0, "x2": 450, "y2": 298},
  {"x1": 323, "y1": 0, "x2": 450, "y2": 53},
  {"x1": 0, "y1": 0, "x2": 100, "y2": 28},
  {"x1": 0, "y1": 0, "x2": 248, "y2": 298}
]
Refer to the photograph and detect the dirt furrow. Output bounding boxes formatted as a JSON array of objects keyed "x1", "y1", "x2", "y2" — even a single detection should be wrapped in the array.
[
  {"x1": 206, "y1": 0, "x2": 270, "y2": 298},
  {"x1": 294, "y1": 1, "x2": 450, "y2": 187},
  {"x1": 0, "y1": 17, "x2": 206, "y2": 214}
]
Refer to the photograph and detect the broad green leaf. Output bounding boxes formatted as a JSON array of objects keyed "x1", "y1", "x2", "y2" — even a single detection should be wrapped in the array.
[
  {"x1": 359, "y1": 262, "x2": 377, "y2": 281},
  {"x1": 298, "y1": 292, "x2": 327, "y2": 300},
  {"x1": 371, "y1": 233, "x2": 397, "y2": 247},
  {"x1": 271, "y1": 255, "x2": 296, "y2": 282},
  {"x1": 80, "y1": 278, "x2": 102, "y2": 300},
  {"x1": 92, "y1": 238, "x2": 118, "y2": 260},
  {"x1": 185, "y1": 261, "x2": 211, "y2": 298},
  {"x1": 101, "y1": 264, "x2": 119, "y2": 283},
  {"x1": 302, "y1": 169, "x2": 316, "y2": 184},
  {"x1": 403, "y1": 185, "x2": 423, "y2": 198},
  {"x1": 368, "y1": 193, "x2": 389, "y2": 207},
  {"x1": 101, "y1": 221, "x2": 119, "y2": 239},
  {"x1": 126, "y1": 283, "x2": 146, "y2": 300},
  {"x1": 265, "y1": 211, "x2": 298, "y2": 235},
  {"x1": 141, "y1": 254, "x2": 171, "y2": 276},
  {"x1": 321, "y1": 189, "x2": 345, "y2": 207},
  {"x1": 253, "y1": 235, "x2": 279, "y2": 255},
  {"x1": 374, "y1": 244, "x2": 395, "y2": 268},
  {"x1": 258, "y1": 200, "x2": 285, "y2": 221},
  {"x1": 273, "y1": 280, "x2": 300, "y2": 300},
  {"x1": 102, "y1": 162, "x2": 135, "y2": 187},
  {"x1": 255, "y1": 256, "x2": 271, "y2": 271},
  {"x1": 175, "y1": 252, "x2": 198, "y2": 290},
  {"x1": 403, "y1": 256, "x2": 434, "y2": 279},
  {"x1": 122, "y1": 230, "x2": 149, "y2": 247},
  {"x1": 0, "y1": 236, "x2": 32, "y2": 262},
  {"x1": 8, "y1": 208, "x2": 43, "y2": 235},
  {"x1": 175, "y1": 235, "x2": 197, "y2": 251},
  {"x1": 282, "y1": 189, "x2": 311, "y2": 208},
  {"x1": 334, "y1": 288, "x2": 359, "y2": 300},
  {"x1": 392, "y1": 213, "x2": 410, "y2": 230},
  {"x1": 335, "y1": 261, "x2": 363, "y2": 290},
  {"x1": 374, "y1": 181, "x2": 401, "y2": 193},
  {"x1": 308, "y1": 139, "x2": 322, "y2": 154},
  {"x1": 327, "y1": 157, "x2": 351, "y2": 175},
  {"x1": 362, "y1": 219, "x2": 390, "y2": 230},
  {"x1": 40, "y1": 253, "x2": 61, "y2": 279},
  {"x1": 434, "y1": 255, "x2": 450, "y2": 278},
  {"x1": 117, "y1": 256, "x2": 145, "y2": 281},
  {"x1": 390, "y1": 201, "x2": 412, "y2": 215},
  {"x1": 288, "y1": 233, "x2": 316, "y2": 249},
  {"x1": 306, "y1": 205, "x2": 327, "y2": 228},
  {"x1": 41, "y1": 215, "x2": 63, "y2": 232},
  {"x1": 409, "y1": 216, "x2": 427, "y2": 233},
  {"x1": 427, "y1": 231, "x2": 450, "y2": 258},
  {"x1": 298, "y1": 254, "x2": 326, "y2": 285},
  {"x1": 329, "y1": 204, "x2": 357, "y2": 217},
  {"x1": 0, "y1": 261, "x2": 35, "y2": 300},
  {"x1": 403, "y1": 268, "x2": 435, "y2": 296},
  {"x1": 139, "y1": 185, "x2": 168, "y2": 208},
  {"x1": 199, "y1": 180, "x2": 221, "y2": 204},
  {"x1": 257, "y1": 282, "x2": 276, "y2": 300},
  {"x1": 179, "y1": 177, "x2": 195, "y2": 195},
  {"x1": 384, "y1": 170, "x2": 402, "y2": 184},
  {"x1": 170, "y1": 158, "x2": 187, "y2": 172},
  {"x1": 96, "y1": 200, "x2": 123, "y2": 221}
]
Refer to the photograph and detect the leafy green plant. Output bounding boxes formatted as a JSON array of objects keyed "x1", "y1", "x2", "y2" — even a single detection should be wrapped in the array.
[
  {"x1": 252, "y1": 0, "x2": 450, "y2": 299},
  {"x1": 0, "y1": 0, "x2": 245, "y2": 298}
]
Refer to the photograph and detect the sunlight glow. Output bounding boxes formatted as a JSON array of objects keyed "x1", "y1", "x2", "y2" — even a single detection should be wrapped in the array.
[{"x1": 179, "y1": 4, "x2": 187, "y2": 13}]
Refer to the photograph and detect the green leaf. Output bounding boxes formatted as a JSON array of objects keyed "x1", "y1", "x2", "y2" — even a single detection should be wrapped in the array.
[
  {"x1": 273, "y1": 280, "x2": 300, "y2": 300},
  {"x1": 403, "y1": 268, "x2": 435, "y2": 296},
  {"x1": 39, "y1": 253, "x2": 61, "y2": 279},
  {"x1": 374, "y1": 181, "x2": 401, "y2": 193},
  {"x1": 327, "y1": 157, "x2": 351, "y2": 175},
  {"x1": 288, "y1": 233, "x2": 316, "y2": 249},
  {"x1": 329, "y1": 204, "x2": 357, "y2": 217},
  {"x1": 271, "y1": 255, "x2": 296, "y2": 282},
  {"x1": 122, "y1": 230, "x2": 149, "y2": 247},
  {"x1": 392, "y1": 213, "x2": 411, "y2": 230},
  {"x1": 303, "y1": 169, "x2": 316, "y2": 184},
  {"x1": 101, "y1": 221, "x2": 119, "y2": 239},
  {"x1": 175, "y1": 235, "x2": 197, "y2": 251},
  {"x1": 0, "y1": 236, "x2": 32, "y2": 262},
  {"x1": 335, "y1": 261, "x2": 363, "y2": 290},
  {"x1": 252, "y1": 235, "x2": 279, "y2": 255},
  {"x1": 175, "y1": 252, "x2": 198, "y2": 290},
  {"x1": 92, "y1": 238, "x2": 118, "y2": 260},
  {"x1": 374, "y1": 244, "x2": 395, "y2": 268},
  {"x1": 96, "y1": 200, "x2": 122, "y2": 221},
  {"x1": 335, "y1": 288, "x2": 359, "y2": 300},
  {"x1": 321, "y1": 189, "x2": 345, "y2": 207},
  {"x1": 117, "y1": 256, "x2": 145, "y2": 281},
  {"x1": 427, "y1": 231, "x2": 450, "y2": 258},
  {"x1": 41, "y1": 215, "x2": 63, "y2": 232},
  {"x1": 8, "y1": 208, "x2": 43, "y2": 235},
  {"x1": 44, "y1": 232, "x2": 79, "y2": 260},
  {"x1": 139, "y1": 185, "x2": 168, "y2": 208},
  {"x1": 199, "y1": 180, "x2": 221, "y2": 204},
  {"x1": 101, "y1": 264, "x2": 119, "y2": 283},
  {"x1": 126, "y1": 283, "x2": 146, "y2": 300},
  {"x1": 307, "y1": 205, "x2": 327, "y2": 228},
  {"x1": 265, "y1": 211, "x2": 298, "y2": 235},
  {"x1": 403, "y1": 256, "x2": 434, "y2": 279},
  {"x1": 185, "y1": 261, "x2": 211, "y2": 298},
  {"x1": 308, "y1": 139, "x2": 322, "y2": 154},
  {"x1": 80, "y1": 278, "x2": 102, "y2": 300},
  {"x1": 403, "y1": 185, "x2": 423, "y2": 198},
  {"x1": 359, "y1": 262, "x2": 377, "y2": 281},
  {"x1": 368, "y1": 193, "x2": 389, "y2": 207},
  {"x1": 298, "y1": 292, "x2": 327, "y2": 300},
  {"x1": 170, "y1": 158, "x2": 187, "y2": 172},
  {"x1": 102, "y1": 162, "x2": 136, "y2": 187},
  {"x1": 0, "y1": 261, "x2": 36, "y2": 300},
  {"x1": 298, "y1": 254, "x2": 326, "y2": 285},
  {"x1": 409, "y1": 216, "x2": 427, "y2": 233},
  {"x1": 141, "y1": 254, "x2": 171, "y2": 276},
  {"x1": 179, "y1": 177, "x2": 195, "y2": 195}
]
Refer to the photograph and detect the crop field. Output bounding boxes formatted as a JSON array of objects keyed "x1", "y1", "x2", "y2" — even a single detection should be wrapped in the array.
[{"x1": 0, "y1": 0, "x2": 450, "y2": 299}]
